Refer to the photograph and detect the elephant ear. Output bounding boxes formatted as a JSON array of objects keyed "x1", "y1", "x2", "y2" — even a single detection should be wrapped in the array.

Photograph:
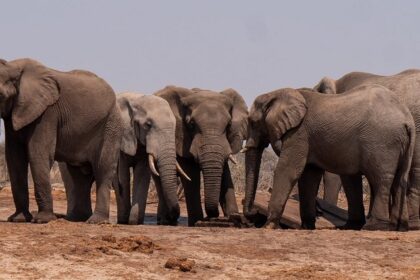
[
  {"x1": 117, "y1": 93, "x2": 139, "y2": 156},
  {"x1": 264, "y1": 89, "x2": 307, "y2": 150},
  {"x1": 155, "y1": 86, "x2": 193, "y2": 157},
  {"x1": 220, "y1": 88, "x2": 248, "y2": 154},
  {"x1": 12, "y1": 60, "x2": 60, "y2": 130},
  {"x1": 313, "y1": 77, "x2": 336, "y2": 94}
]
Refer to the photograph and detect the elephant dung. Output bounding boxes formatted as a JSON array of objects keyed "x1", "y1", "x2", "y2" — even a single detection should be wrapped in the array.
[{"x1": 165, "y1": 257, "x2": 196, "y2": 272}]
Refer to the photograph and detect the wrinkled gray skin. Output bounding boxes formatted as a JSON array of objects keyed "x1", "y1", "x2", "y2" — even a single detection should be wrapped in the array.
[
  {"x1": 156, "y1": 86, "x2": 248, "y2": 226},
  {"x1": 315, "y1": 69, "x2": 420, "y2": 230},
  {"x1": 0, "y1": 58, "x2": 121, "y2": 224},
  {"x1": 244, "y1": 86, "x2": 415, "y2": 231},
  {"x1": 113, "y1": 92, "x2": 181, "y2": 225},
  {"x1": 322, "y1": 172, "x2": 342, "y2": 205}
]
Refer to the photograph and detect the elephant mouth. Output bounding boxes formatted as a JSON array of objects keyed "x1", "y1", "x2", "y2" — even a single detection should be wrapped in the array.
[{"x1": 148, "y1": 153, "x2": 190, "y2": 181}]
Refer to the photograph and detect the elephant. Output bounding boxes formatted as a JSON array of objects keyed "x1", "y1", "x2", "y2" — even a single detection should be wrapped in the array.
[
  {"x1": 155, "y1": 86, "x2": 248, "y2": 226},
  {"x1": 113, "y1": 92, "x2": 190, "y2": 225},
  {"x1": 0, "y1": 58, "x2": 121, "y2": 223},
  {"x1": 322, "y1": 172, "x2": 342, "y2": 205},
  {"x1": 314, "y1": 69, "x2": 420, "y2": 229},
  {"x1": 243, "y1": 86, "x2": 415, "y2": 231}
]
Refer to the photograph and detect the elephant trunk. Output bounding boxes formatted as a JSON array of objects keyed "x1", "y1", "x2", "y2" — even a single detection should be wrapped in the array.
[
  {"x1": 243, "y1": 148, "x2": 263, "y2": 218},
  {"x1": 199, "y1": 145, "x2": 226, "y2": 219},
  {"x1": 156, "y1": 143, "x2": 180, "y2": 223}
]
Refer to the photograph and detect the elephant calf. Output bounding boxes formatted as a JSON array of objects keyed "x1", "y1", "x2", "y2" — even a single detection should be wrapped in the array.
[
  {"x1": 114, "y1": 92, "x2": 190, "y2": 225},
  {"x1": 244, "y1": 85, "x2": 415, "y2": 231}
]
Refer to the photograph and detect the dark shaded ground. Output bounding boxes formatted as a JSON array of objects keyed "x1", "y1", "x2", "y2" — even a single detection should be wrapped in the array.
[{"x1": 0, "y1": 186, "x2": 419, "y2": 279}]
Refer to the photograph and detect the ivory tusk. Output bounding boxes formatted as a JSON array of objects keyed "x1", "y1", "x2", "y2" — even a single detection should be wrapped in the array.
[
  {"x1": 240, "y1": 147, "x2": 248, "y2": 153},
  {"x1": 228, "y1": 154, "x2": 238, "y2": 165},
  {"x1": 148, "y1": 154, "x2": 160, "y2": 177},
  {"x1": 176, "y1": 161, "x2": 191, "y2": 181}
]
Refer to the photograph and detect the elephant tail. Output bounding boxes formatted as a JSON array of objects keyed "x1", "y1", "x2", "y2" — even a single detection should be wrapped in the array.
[{"x1": 392, "y1": 122, "x2": 416, "y2": 230}]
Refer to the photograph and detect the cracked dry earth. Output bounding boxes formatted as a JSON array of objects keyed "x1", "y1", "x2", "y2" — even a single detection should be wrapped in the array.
[{"x1": 0, "y1": 187, "x2": 420, "y2": 279}]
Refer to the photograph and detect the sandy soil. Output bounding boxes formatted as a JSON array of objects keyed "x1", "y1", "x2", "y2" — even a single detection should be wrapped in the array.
[{"x1": 0, "y1": 186, "x2": 419, "y2": 279}]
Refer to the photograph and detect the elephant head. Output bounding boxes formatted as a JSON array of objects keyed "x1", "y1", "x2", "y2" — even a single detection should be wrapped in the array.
[
  {"x1": 313, "y1": 77, "x2": 337, "y2": 94},
  {"x1": 243, "y1": 88, "x2": 307, "y2": 218},
  {"x1": 0, "y1": 58, "x2": 59, "y2": 129},
  {"x1": 117, "y1": 92, "x2": 188, "y2": 223},
  {"x1": 156, "y1": 86, "x2": 248, "y2": 218}
]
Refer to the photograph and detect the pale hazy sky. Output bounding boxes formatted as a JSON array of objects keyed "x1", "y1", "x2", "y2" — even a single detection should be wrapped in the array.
[{"x1": 1, "y1": 0, "x2": 420, "y2": 106}]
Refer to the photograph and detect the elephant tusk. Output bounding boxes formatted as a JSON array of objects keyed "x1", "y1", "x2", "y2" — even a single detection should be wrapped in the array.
[
  {"x1": 228, "y1": 154, "x2": 238, "y2": 165},
  {"x1": 148, "y1": 154, "x2": 160, "y2": 177},
  {"x1": 240, "y1": 147, "x2": 248, "y2": 153},
  {"x1": 176, "y1": 161, "x2": 191, "y2": 181}
]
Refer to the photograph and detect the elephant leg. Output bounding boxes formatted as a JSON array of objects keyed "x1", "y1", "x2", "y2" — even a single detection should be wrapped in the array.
[
  {"x1": 367, "y1": 179, "x2": 375, "y2": 219},
  {"x1": 298, "y1": 165, "x2": 323, "y2": 229},
  {"x1": 363, "y1": 173, "x2": 394, "y2": 231},
  {"x1": 60, "y1": 163, "x2": 93, "y2": 222},
  {"x1": 340, "y1": 175, "x2": 365, "y2": 230},
  {"x1": 265, "y1": 146, "x2": 307, "y2": 229},
  {"x1": 5, "y1": 137, "x2": 31, "y2": 222},
  {"x1": 178, "y1": 157, "x2": 203, "y2": 226},
  {"x1": 87, "y1": 130, "x2": 120, "y2": 224},
  {"x1": 27, "y1": 125, "x2": 57, "y2": 223},
  {"x1": 87, "y1": 173, "x2": 112, "y2": 224},
  {"x1": 129, "y1": 157, "x2": 151, "y2": 225},
  {"x1": 322, "y1": 172, "x2": 342, "y2": 205},
  {"x1": 219, "y1": 163, "x2": 239, "y2": 217},
  {"x1": 389, "y1": 178, "x2": 409, "y2": 231},
  {"x1": 114, "y1": 154, "x2": 132, "y2": 224},
  {"x1": 407, "y1": 140, "x2": 420, "y2": 230}
]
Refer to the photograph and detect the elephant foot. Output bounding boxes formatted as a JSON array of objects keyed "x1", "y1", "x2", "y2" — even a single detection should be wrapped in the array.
[
  {"x1": 408, "y1": 219, "x2": 420, "y2": 230},
  {"x1": 337, "y1": 220, "x2": 365, "y2": 230},
  {"x1": 301, "y1": 222, "x2": 316, "y2": 230},
  {"x1": 7, "y1": 211, "x2": 33, "y2": 223},
  {"x1": 32, "y1": 211, "x2": 57, "y2": 224},
  {"x1": 66, "y1": 212, "x2": 92, "y2": 222},
  {"x1": 189, "y1": 215, "x2": 204, "y2": 227},
  {"x1": 117, "y1": 216, "x2": 129, "y2": 225},
  {"x1": 157, "y1": 218, "x2": 178, "y2": 226},
  {"x1": 243, "y1": 207, "x2": 259, "y2": 221},
  {"x1": 362, "y1": 218, "x2": 391, "y2": 231},
  {"x1": 243, "y1": 208, "x2": 267, "y2": 228},
  {"x1": 390, "y1": 219, "x2": 409, "y2": 232},
  {"x1": 128, "y1": 205, "x2": 144, "y2": 225},
  {"x1": 86, "y1": 213, "x2": 109, "y2": 224},
  {"x1": 263, "y1": 221, "x2": 280, "y2": 229},
  {"x1": 228, "y1": 213, "x2": 253, "y2": 228}
]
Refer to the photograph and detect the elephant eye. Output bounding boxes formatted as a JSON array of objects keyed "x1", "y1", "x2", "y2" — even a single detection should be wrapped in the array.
[
  {"x1": 186, "y1": 116, "x2": 195, "y2": 129},
  {"x1": 143, "y1": 120, "x2": 152, "y2": 130}
]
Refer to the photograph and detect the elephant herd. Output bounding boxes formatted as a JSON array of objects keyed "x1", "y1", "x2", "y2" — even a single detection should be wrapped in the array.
[{"x1": 0, "y1": 58, "x2": 419, "y2": 231}]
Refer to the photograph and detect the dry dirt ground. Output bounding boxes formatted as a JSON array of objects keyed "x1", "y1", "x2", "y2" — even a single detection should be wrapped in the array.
[{"x1": 0, "y1": 187, "x2": 420, "y2": 279}]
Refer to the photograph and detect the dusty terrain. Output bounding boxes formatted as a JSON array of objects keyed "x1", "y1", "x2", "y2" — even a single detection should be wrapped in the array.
[{"x1": 0, "y1": 186, "x2": 419, "y2": 279}]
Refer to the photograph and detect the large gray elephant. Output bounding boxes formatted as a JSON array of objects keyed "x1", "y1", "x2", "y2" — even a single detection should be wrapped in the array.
[
  {"x1": 243, "y1": 86, "x2": 415, "y2": 231},
  {"x1": 113, "y1": 92, "x2": 190, "y2": 225},
  {"x1": 0, "y1": 58, "x2": 121, "y2": 223},
  {"x1": 314, "y1": 69, "x2": 420, "y2": 229},
  {"x1": 155, "y1": 86, "x2": 248, "y2": 226}
]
